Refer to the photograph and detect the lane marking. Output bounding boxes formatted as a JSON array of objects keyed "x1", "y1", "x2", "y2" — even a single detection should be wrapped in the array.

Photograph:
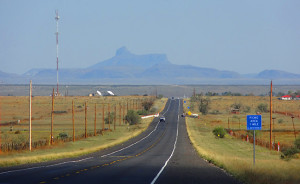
[
  {"x1": 101, "y1": 100, "x2": 172, "y2": 158},
  {"x1": 39, "y1": 125, "x2": 168, "y2": 184},
  {"x1": 151, "y1": 99, "x2": 180, "y2": 184},
  {"x1": 0, "y1": 157, "x2": 93, "y2": 175},
  {"x1": 0, "y1": 100, "x2": 172, "y2": 176}
]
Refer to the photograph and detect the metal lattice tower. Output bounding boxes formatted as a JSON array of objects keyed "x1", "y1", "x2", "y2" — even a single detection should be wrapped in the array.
[{"x1": 55, "y1": 10, "x2": 60, "y2": 95}]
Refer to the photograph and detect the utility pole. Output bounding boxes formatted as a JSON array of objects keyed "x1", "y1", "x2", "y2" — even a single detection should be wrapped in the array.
[
  {"x1": 119, "y1": 103, "x2": 122, "y2": 126},
  {"x1": 72, "y1": 100, "x2": 75, "y2": 142},
  {"x1": 108, "y1": 104, "x2": 110, "y2": 130},
  {"x1": 55, "y1": 10, "x2": 60, "y2": 95},
  {"x1": 51, "y1": 88, "x2": 54, "y2": 145},
  {"x1": 85, "y1": 102, "x2": 87, "y2": 138},
  {"x1": 123, "y1": 103, "x2": 125, "y2": 124},
  {"x1": 272, "y1": 117, "x2": 276, "y2": 143},
  {"x1": 29, "y1": 80, "x2": 32, "y2": 151},
  {"x1": 94, "y1": 104, "x2": 97, "y2": 136},
  {"x1": 102, "y1": 104, "x2": 105, "y2": 132},
  {"x1": 270, "y1": 80, "x2": 273, "y2": 150},
  {"x1": 0, "y1": 91, "x2": 1, "y2": 153},
  {"x1": 291, "y1": 116, "x2": 296, "y2": 140}
]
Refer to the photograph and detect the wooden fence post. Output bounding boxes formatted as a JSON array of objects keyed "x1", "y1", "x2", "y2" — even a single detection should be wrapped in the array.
[
  {"x1": 119, "y1": 103, "x2": 122, "y2": 126},
  {"x1": 72, "y1": 100, "x2": 75, "y2": 142},
  {"x1": 94, "y1": 103, "x2": 97, "y2": 136},
  {"x1": 102, "y1": 104, "x2": 105, "y2": 132},
  {"x1": 85, "y1": 102, "x2": 87, "y2": 138},
  {"x1": 114, "y1": 105, "x2": 116, "y2": 130}
]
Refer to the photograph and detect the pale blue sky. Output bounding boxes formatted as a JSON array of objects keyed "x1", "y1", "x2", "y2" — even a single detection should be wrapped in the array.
[{"x1": 1, "y1": 0, "x2": 300, "y2": 74}]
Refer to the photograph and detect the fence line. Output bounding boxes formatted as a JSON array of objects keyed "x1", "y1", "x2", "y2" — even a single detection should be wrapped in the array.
[
  {"x1": 0, "y1": 96, "x2": 156, "y2": 152},
  {"x1": 226, "y1": 129, "x2": 293, "y2": 151}
]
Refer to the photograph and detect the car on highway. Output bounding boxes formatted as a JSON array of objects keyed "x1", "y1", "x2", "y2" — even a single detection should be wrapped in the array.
[{"x1": 160, "y1": 116, "x2": 166, "y2": 122}]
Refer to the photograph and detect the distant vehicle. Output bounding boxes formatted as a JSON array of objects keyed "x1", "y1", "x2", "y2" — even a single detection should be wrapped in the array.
[
  {"x1": 107, "y1": 91, "x2": 115, "y2": 96},
  {"x1": 160, "y1": 116, "x2": 166, "y2": 122},
  {"x1": 97, "y1": 90, "x2": 102, "y2": 96}
]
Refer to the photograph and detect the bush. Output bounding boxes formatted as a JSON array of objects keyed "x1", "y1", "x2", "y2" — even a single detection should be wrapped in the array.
[
  {"x1": 294, "y1": 138, "x2": 300, "y2": 149},
  {"x1": 125, "y1": 110, "x2": 141, "y2": 125},
  {"x1": 231, "y1": 103, "x2": 242, "y2": 110},
  {"x1": 212, "y1": 127, "x2": 226, "y2": 138},
  {"x1": 142, "y1": 101, "x2": 154, "y2": 111},
  {"x1": 58, "y1": 132, "x2": 68, "y2": 140},
  {"x1": 281, "y1": 147, "x2": 299, "y2": 159},
  {"x1": 256, "y1": 103, "x2": 268, "y2": 113}
]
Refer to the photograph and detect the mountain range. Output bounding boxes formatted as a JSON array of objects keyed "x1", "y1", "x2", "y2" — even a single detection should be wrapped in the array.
[{"x1": 1, "y1": 47, "x2": 300, "y2": 85}]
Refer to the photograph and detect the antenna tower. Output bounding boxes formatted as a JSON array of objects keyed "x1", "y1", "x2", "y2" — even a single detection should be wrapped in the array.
[{"x1": 55, "y1": 10, "x2": 60, "y2": 95}]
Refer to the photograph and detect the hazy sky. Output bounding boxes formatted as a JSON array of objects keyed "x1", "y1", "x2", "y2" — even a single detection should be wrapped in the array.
[{"x1": 1, "y1": 0, "x2": 300, "y2": 74}]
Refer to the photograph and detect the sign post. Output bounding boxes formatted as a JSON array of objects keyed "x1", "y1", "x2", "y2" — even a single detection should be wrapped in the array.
[{"x1": 247, "y1": 115, "x2": 262, "y2": 166}]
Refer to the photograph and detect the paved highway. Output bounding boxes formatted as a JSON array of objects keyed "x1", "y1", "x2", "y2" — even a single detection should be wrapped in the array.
[{"x1": 0, "y1": 99, "x2": 239, "y2": 184}]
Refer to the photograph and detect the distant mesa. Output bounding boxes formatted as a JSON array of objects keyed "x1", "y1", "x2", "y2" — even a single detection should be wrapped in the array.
[
  {"x1": 256, "y1": 70, "x2": 300, "y2": 79},
  {"x1": 115, "y1": 46, "x2": 132, "y2": 56},
  {"x1": 1, "y1": 47, "x2": 300, "y2": 84}
]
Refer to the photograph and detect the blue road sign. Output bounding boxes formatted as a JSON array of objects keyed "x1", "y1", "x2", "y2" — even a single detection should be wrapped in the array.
[
  {"x1": 247, "y1": 115, "x2": 262, "y2": 130},
  {"x1": 187, "y1": 106, "x2": 190, "y2": 109},
  {"x1": 184, "y1": 101, "x2": 186, "y2": 103}
]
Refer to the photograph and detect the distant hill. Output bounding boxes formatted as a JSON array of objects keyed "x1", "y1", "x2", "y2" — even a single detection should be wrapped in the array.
[
  {"x1": 1, "y1": 47, "x2": 300, "y2": 84},
  {"x1": 255, "y1": 70, "x2": 300, "y2": 79}
]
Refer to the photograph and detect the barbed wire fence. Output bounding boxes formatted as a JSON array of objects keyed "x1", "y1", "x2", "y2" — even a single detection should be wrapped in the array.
[{"x1": 0, "y1": 93, "x2": 155, "y2": 153}]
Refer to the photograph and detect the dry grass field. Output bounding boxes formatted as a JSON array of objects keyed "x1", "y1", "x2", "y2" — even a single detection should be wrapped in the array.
[
  {"x1": 0, "y1": 96, "x2": 167, "y2": 166},
  {"x1": 0, "y1": 96, "x2": 166, "y2": 151},
  {"x1": 187, "y1": 96, "x2": 299, "y2": 146},
  {"x1": 184, "y1": 96, "x2": 300, "y2": 184}
]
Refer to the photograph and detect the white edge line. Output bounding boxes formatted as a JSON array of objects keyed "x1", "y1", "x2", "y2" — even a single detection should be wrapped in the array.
[
  {"x1": 0, "y1": 100, "x2": 172, "y2": 175},
  {"x1": 0, "y1": 157, "x2": 93, "y2": 175},
  {"x1": 151, "y1": 100, "x2": 180, "y2": 184},
  {"x1": 101, "y1": 100, "x2": 172, "y2": 158}
]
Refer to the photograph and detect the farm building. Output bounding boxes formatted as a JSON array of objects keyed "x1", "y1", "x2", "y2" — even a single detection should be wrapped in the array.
[
  {"x1": 295, "y1": 95, "x2": 300, "y2": 100},
  {"x1": 281, "y1": 95, "x2": 292, "y2": 100}
]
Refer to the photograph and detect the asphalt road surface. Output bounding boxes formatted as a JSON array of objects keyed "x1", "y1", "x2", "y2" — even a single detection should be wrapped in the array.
[{"x1": 0, "y1": 99, "x2": 239, "y2": 184}]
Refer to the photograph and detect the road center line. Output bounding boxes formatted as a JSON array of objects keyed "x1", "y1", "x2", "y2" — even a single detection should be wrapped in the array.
[
  {"x1": 101, "y1": 100, "x2": 171, "y2": 158},
  {"x1": 151, "y1": 99, "x2": 180, "y2": 184},
  {"x1": 0, "y1": 100, "x2": 172, "y2": 175}
]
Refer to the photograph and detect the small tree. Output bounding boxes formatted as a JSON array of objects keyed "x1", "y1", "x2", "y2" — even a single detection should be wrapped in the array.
[
  {"x1": 125, "y1": 110, "x2": 141, "y2": 125},
  {"x1": 142, "y1": 101, "x2": 154, "y2": 111},
  {"x1": 199, "y1": 98, "x2": 210, "y2": 115},
  {"x1": 231, "y1": 103, "x2": 242, "y2": 110}
]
